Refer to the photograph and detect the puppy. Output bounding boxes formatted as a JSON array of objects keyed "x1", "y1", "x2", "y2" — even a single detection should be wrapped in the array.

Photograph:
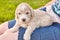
[{"x1": 9, "y1": 3, "x2": 53, "y2": 40}]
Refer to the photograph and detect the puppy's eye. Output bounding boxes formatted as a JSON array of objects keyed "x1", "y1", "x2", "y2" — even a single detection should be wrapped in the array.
[
  {"x1": 26, "y1": 12, "x2": 29, "y2": 14},
  {"x1": 18, "y1": 13, "x2": 21, "y2": 15}
]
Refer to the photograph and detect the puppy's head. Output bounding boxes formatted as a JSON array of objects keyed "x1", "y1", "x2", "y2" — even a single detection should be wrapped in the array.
[{"x1": 15, "y1": 3, "x2": 34, "y2": 23}]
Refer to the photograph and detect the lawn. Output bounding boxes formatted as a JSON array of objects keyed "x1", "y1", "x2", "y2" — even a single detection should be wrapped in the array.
[{"x1": 0, "y1": 0, "x2": 50, "y2": 24}]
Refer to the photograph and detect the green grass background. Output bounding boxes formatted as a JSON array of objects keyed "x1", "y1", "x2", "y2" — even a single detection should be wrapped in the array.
[{"x1": 0, "y1": 0, "x2": 50, "y2": 24}]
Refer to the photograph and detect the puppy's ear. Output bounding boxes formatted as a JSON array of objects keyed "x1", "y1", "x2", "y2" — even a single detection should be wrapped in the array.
[
  {"x1": 31, "y1": 11, "x2": 34, "y2": 17},
  {"x1": 30, "y1": 8, "x2": 34, "y2": 18},
  {"x1": 15, "y1": 11, "x2": 18, "y2": 21}
]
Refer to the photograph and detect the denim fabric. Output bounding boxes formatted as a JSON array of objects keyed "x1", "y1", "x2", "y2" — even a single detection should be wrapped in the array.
[
  {"x1": 18, "y1": 23, "x2": 60, "y2": 40},
  {"x1": 40, "y1": 7, "x2": 46, "y2": 11},
  {"x1": 8, "y1": 19, "x2": 16, "y2": 28}
]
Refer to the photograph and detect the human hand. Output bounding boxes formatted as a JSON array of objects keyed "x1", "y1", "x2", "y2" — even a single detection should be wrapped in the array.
[{"x1": 0, "y1": 29, "x2": 18, "y2": 40}]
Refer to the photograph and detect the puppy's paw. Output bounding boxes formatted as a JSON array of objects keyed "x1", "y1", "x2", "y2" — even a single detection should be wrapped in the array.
[
  {"x1": 24, "y1": 34, "x2": 30, "y2": 40},
  {"x1": 5, "y1": 29, "x2": 14, "y2": 33},
  {"x1": 3, "y1": 29, "x2": 13, "y2": 35},
  {"x1": 9, "y1": 28, "x2": 17, "y2": 33}
]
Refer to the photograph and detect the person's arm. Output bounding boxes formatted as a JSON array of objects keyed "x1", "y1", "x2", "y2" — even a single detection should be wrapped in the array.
[
  {"x1": 37, "y1": 0, "x2": 56, "y2": 10},
  {"x1": 0, "y1": 22, "x2": 8, "y2": 35},
  {"x1": 45, "y1": 0, "x2": 57, "y2": 7},
  {"x1": 0, "y1": 21, "x2": 18, "y2": 40}
]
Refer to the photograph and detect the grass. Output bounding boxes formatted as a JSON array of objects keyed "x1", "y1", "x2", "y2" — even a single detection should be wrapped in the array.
[{"x1": 0, "y1": 0, "x2": 50, "y2": 24}]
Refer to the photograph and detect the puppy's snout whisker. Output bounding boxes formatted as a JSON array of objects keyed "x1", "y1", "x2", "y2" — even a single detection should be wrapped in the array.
[{"x1": 22, "y1": 19, "x2": 26, "y2": 22}]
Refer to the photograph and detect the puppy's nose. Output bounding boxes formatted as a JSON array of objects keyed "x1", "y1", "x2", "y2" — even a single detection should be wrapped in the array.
[{"x1": 22, "y1": 19, "x2": 26, "y2": 22}]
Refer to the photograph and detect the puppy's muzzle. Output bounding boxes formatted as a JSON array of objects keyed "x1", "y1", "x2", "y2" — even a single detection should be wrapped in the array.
[{"x1": 22, "y1": 19, "x2": 26, "y2": 22}]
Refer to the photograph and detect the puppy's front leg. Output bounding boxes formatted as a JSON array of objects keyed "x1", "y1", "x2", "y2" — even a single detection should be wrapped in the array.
[{"x1": 24, "y1": 25, "x2": 36, "y2": 40}]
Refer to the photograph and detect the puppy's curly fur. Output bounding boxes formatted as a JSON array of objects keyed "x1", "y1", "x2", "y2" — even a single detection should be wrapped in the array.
[{"x1": 9, "y1": 3, "x2": 53, "y2": 40}]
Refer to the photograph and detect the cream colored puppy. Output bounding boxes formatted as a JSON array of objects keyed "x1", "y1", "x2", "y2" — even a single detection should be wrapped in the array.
[{"x1": 7, "y1": 3, "x2": 53, "y2": 40}]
